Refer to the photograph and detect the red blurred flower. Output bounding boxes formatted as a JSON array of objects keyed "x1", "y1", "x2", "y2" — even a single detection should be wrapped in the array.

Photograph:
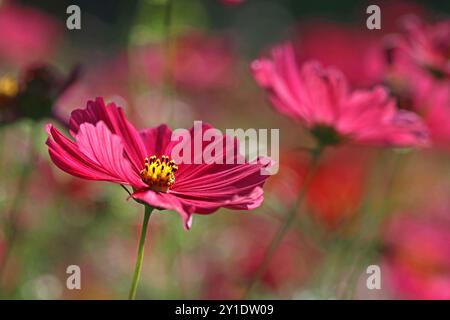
[
  {"x1": 383, "y1": 211, "x2": 450, "y2": 299},
  {"x1": 46, "y1": 98, "x2": 271, "y2": 229},
  {"x1": 0, "y1": 2, "x2": 61, "y2": 67},
  {"x1": 267, "y1": 149, "x2": 369, "y2": 228},
  {"x1": 29, "y1": 159, "x2": 99, "y2": 202},
  {"x1": 251, "y1": 43, "x2": 429, "y2": 147},
  {"x1": 306, "y1": 149, "x2": 369, "y2": 228}
]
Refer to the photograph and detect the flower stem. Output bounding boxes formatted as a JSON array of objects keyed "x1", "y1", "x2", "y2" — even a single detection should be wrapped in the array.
[
  {"x1": 0, "y1": 121, "x2": 39, "y2": 292},
  {"x1": 243, "y1": 147, "x2": 324, "y2": 298},
  {"x1": 128, "y1": 205, "x2": 153, "y2": 300}
]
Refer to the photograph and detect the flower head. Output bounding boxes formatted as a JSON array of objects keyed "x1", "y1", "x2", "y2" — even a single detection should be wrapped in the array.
[
  {"x1": 384, "y1": 18, "x2": 450, "y2": 148},
  {"x1": 251, "y1": 43, "x2": 429, "y2": 147},
  {"x1": 46, "y1": 98, "x2": 271, "y2": 229},
  {"x1": 395, "y1": 17, "x2": 450, "y2": 80},
  {"x1": 0, "y1": 64, "x2": 79, "y2": 126}
]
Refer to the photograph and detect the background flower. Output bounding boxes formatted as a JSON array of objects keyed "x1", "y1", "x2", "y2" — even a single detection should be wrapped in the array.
[
  {"x1": 0, "y1": 1, "x2": 61, "y2": 67},
  {"x1": 252, "y1": 44, "x2": 429, "y2": 147}
]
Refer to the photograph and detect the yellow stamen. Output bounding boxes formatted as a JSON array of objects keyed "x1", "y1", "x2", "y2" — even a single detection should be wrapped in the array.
[
  {"x1": 0, "y1": 75, "x2": 19, "y2": 98},
  {"x1": 140, "y1": 155, "x2": 178, "y2": 192}
]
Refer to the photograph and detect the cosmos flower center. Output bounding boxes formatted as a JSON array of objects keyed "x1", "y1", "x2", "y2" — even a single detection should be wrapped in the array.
[
  {"x1": 0, "y1": 75, "x2": 19, "y2": 98},
  {"x1": 140, "y1": 155, "x2": 178, "y2": 192}
]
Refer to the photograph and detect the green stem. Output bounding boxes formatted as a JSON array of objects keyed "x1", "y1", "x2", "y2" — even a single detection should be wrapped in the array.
[
  {"x1": 0, "y1": 122, "x2": 39, "y2": 292},
  {"x1": 341, "y1": 150, "x2": 406, "y2": 299},
  {"x1": 242, "y1": 147, "x2": 324, "y2": 298},
  {"x1": 128, "y1": 205, "x2": 153, "y2": 300}
]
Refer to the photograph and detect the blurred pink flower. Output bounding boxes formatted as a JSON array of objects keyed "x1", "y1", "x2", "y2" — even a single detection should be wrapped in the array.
[
  {"x1": 294, "y1": 2, "x2": 427, "y2": 88},
  {"x1": 393, "y1": 17, "x2": 450, "y2": 80},
  {"x1": 29, "y1": 159, "x2": 100, "y2": 202},
  {"x1": 0, "y1": 2, "x2": 61, "y2": 67},
  {"x1": 55, "y1": 53, "x2": 132, "y2": 122},
  {"x1": 46, "y1": 98, "x2": 270, "y2": 229},
  {"x1": 386, "y1": 18, "x2": 450, "y2": 148},
  {"x1": 173, "y1": 33, "x2": 235, "y2": 90},
  {"x1": 374, "y1": 0, "x2": 427, "y2": 33},
  {"x1": 138, "y1": 32, "x2": 235, "y2": 91},
  {"x1": 296, "y1": 23, "x2": 385, "y2": 87},
  {"x1": 251, "y1": 43, "x2": 429, "y2": 147},
  {"x1": 422, "y1": 85, "x2": 450, "y2": 148},
  {"x1": 384, "y1": 212, "x2": 450, "y2": 299}
]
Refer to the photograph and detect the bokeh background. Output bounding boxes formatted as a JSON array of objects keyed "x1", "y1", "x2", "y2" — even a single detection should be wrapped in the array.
[{"x1": 0, "y1": 0, "x2": 449, "y2": 299}]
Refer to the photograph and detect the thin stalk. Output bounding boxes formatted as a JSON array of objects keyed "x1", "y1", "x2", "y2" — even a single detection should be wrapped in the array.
[
  {"x1": 0, "y1": 121, "x2": 39, "y2": 291},
  {"x1": 128, "y1": 205, "x2": 153, "y2": 300},
  {"x1": 120, "y1": 184, "x2": 132, "y2": 197},
  {"x1": 342, "y1": 149, "x2": 407, "y2": 299},
  {"x1": 243, "y1": 147, "x2": 324, "y2": 298}
]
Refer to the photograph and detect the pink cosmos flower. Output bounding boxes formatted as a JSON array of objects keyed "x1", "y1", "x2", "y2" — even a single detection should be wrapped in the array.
[
  {"x1": 393, "y1": 17, "x2": 450, "y2": 80},
  {"x1": 45, "y1": 97, "x2": 270, "y2": 229},
  {"x1": 251, "y1": 43, "x2": 429, "y2": 147},
  {"x1": 384, "y1": 18, "x2": 450, "y2": 148}
]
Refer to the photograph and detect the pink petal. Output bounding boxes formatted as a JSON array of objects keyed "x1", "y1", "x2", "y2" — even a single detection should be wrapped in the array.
[
  {"x1": 139, "y1": 124, "x2": 173, "y2": 157},
  {"x1": 46, "y1": 122, "x2": 145, "y2": 188},
  {"x1": 69, "y1": 97, "x2": 147, "y2": 173}
]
